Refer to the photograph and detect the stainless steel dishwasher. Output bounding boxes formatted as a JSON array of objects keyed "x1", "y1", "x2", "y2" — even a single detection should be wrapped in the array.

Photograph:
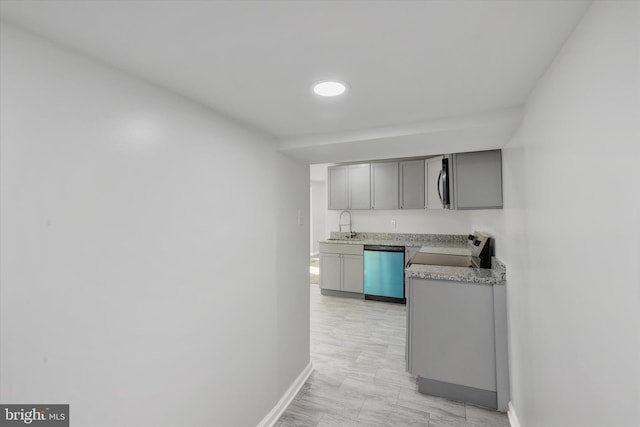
[{"x1": 363, "y1": 245, "x2": 406, "y2": 304}]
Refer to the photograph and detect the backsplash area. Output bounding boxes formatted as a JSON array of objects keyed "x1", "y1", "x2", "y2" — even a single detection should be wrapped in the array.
[
  {"x1": 326, "y1": 210, "x2": 504, "y2": 254},
  {"x1": 326, "y1": 208, "x2": 503, "y2": 236}
]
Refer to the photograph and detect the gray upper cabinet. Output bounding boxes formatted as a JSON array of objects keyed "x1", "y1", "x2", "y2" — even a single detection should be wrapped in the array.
[
  {"x1": 452, "y1": 150, "x2": 503, "y2": 209},
  {"x1": 425, "y1": 156, "x2": 444, "y2": 209},
  {"x1": 348, "y1": 164, "x2": 371, "y2": 210},
  {"x1": 328, "y1": 165, "x2": 349, "y2": 210},
  {"x1": 400, "y1": 160, "x2": 425, "y2": 209},
  {"x1": 328, "y1": 164, "x2": 371, "y2": 210},
  {"x1": 328, "y1": 150, "x2": 503, "y2": 211},
  {"x1": 371, "y1": 162, "x2": 399, "y2": 210}
]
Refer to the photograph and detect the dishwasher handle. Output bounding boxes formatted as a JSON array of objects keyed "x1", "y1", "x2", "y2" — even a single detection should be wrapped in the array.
[{"x1": 364, "y1": 245, "x2": 405, "y2": 252}]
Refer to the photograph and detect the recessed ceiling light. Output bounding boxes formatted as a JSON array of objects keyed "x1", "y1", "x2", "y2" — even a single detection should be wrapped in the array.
[{"x1": 312, "y1": 81, "x2": 348, "y2": 97}]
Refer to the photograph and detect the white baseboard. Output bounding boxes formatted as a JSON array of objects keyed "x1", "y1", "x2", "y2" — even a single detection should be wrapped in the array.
[
  {"x1": 257, "y1": 361, "x2": 313, "y2": 427},
  {"x1": 508, "y1": 401, "x2": 522, "y2": 427}
]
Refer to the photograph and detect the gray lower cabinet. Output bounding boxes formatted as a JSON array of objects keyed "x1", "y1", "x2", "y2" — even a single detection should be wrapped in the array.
[
  {"x1": 399, "y1": 160, "x2": 425, "y2": 209},
  {"x1": 407, "y1": 277, "x2": 508, "y2": 410},
  {"x1": 319, "y1": 253, "x2": 342, "y2": 291},
  {"x1": 371, "y1": 162, "x2": 399, "y2": 209},
  {"x1": 451, "y1": 149, "x2": 503, "y2": 209},
  {"x1": 319, "y1": 243, "x2": 364, "y2": 293},
  {"x1": 341, "y1": 254, "x2": 364, "y2": 293}
]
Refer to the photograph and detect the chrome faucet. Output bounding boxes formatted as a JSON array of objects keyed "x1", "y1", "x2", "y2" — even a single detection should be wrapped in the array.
[{"x1": 339, "y1": 210, "x2": 356, "y2": 239}]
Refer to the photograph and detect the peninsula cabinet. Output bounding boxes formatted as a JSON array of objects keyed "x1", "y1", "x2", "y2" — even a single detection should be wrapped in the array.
[
  {"x1": 328, "y1": 164, "x2": 371, "y2": 210},
  {"x1": 408, "y1": 279, "x2": 496, "y2": 394},
  {"x1": 319, "y1": 243, "x2": 364, "y2": 294},
  {"x1": 407, "y1": 276, "x2": 509, "y2": 411},
  {"x1": 371, "y1": 162, "x2": 399, "y2": 209}
]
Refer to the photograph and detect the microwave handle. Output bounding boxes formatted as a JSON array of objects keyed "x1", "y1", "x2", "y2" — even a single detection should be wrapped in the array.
[
  {"x1": 437, "y1": 170, "x2": 443, "y2": 204},
  {"x1": 441, "y1": 157, "x2": 451, "y2": 208}
]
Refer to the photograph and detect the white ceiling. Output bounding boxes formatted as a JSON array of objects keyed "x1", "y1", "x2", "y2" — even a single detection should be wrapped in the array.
[{"x1": 0, "y1": 0, "x2": 590, "y2": 162}]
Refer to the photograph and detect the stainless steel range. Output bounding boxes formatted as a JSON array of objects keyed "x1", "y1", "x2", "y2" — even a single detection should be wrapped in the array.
[{"x1": 409, "y1": 231, "x2": 492, "y2": 269}]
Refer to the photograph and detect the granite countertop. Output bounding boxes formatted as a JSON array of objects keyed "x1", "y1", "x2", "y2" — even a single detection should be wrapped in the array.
[
  {"x1": 320, "y1": 232, "x2": 507, "y2": 285},
  {"x1": 320, "y1": 238, "x2": 424, "y2": 247},
  {"x1": 320, "y1": 232, "x2": 469, "y2": 249},
  {"x1": 405, "y1": 257, "x2": 506, "y2": 285}
]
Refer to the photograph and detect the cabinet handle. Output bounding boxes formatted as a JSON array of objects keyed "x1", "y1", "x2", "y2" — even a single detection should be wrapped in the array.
[{"x1": 437, "y1": 170, "x2": 443, "y2": 205}]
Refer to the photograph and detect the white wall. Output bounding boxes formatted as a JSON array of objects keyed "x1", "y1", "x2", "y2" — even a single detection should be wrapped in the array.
[
  {"x1": 0, "y1": 23, "x2": 309, "y2": 427},
  {"x1": 310, "y1": 180, "x2": 327, "y2": 254},
  {"x1": 497, "y1": 2, "x2": 640, "y2": 426},
  {"x1": 279, "y1": 107, "x2": 523, "y2": 164},
  {"x1": 275, "y1": 155, "x2": 310, "y2": 395}
]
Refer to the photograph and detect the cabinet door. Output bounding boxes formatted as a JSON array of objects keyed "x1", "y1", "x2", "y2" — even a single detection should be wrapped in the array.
[
  {"x1": 409, "y1": 278, "x2": 496, "y2": 392},
  {"x1": 319, "y1": 253, "x2": 342, "y2": 290},
  {"x1": 400, "y1": 160, "x2": 425, "y2": 209},
  {"x1": 371, "y1": 162, "x2": 399, "y2": 209},
  {"x1": 348, "y1": 164, "x2": 371, "y2": 210},
  {"x1": 328, "y1": 166, "x2": 349, "y2": 210},
  {"x1": 425, "y1": 156, "x2": 444, "y2": 209},
  {"x1": 453, "y1": 150, "x2": 503, "y2": 209},
  {"x1": 342, "y1": 255, "x2": 364, "y2": 293}
]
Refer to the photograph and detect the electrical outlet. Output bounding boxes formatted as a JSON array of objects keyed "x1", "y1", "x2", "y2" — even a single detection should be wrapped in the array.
[{"x1": 391, "y1": 219, "x2": 397, "y2": 230}]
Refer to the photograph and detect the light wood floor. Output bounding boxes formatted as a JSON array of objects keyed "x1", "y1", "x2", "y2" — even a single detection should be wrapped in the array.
[
  {"x1": 310, "y1": 255, "x2": 319, "y2": 285},
  {"x1": 275, "y1": 283, "x2": 510, "y2": 427}
]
